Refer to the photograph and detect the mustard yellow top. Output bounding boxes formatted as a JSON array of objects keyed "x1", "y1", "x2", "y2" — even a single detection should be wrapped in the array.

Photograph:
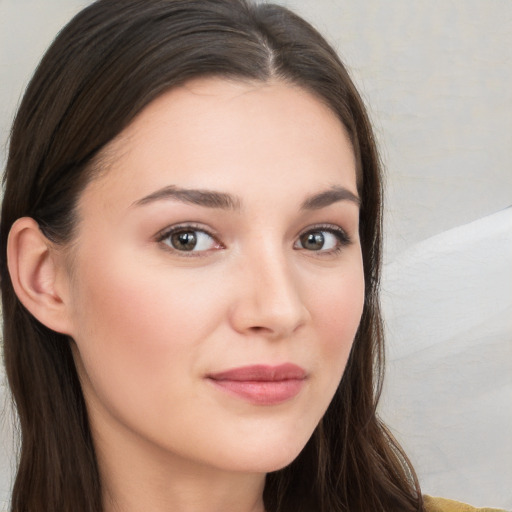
[{"x1": 424, "y1": 496, "x2": 508, "y2": 512}]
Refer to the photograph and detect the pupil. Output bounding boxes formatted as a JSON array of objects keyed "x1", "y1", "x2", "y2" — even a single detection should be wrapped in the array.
[
  {"x1": 172, "y1": 231, "x2": 197, "y2": 251},
  {"x1": 303, "y1": 232, "x2": 324, "y2": 250}
]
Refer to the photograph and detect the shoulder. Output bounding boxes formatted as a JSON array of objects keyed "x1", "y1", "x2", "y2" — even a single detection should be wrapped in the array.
[{"x1": 424, "y1": 495, "x2": 509, "y2": 512}]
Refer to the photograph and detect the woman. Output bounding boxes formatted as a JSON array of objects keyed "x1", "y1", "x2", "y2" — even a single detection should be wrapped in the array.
[{"x1": 0, "y1": 1, "x2": 504, "y2": 511}]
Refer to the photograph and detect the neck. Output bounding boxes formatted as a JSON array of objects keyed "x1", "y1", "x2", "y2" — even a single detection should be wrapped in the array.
[
  {"x1": 102, "y1": 461, "x2": 266, "y2": 512},
  {"x1": 92, "y1": 416, "x2": 266, "y2": 512}
]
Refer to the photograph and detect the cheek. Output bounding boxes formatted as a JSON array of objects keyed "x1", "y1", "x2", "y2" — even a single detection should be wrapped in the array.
[
  {"x1": 308, "y1": 260, "x2": 365, "y2": 379},
  {"x1": 68, "y1": 250, "x2": 224, "y2": 420}
]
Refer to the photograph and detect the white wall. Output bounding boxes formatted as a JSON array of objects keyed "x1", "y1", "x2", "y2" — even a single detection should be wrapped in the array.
[{"x1": 1, "y1": 0, "x2": 511, "y2": 508}]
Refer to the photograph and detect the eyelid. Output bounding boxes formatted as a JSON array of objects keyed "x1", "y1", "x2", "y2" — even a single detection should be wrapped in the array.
[
  {"x1": 295, "y1": 223, "x2": 352, "y2": 253},
  {"x1": 154, "y1": 222, "x2": 352, "y2": 257},
  {"x1": 155, "y1": 222, "x2": 224, "y2": 255}
]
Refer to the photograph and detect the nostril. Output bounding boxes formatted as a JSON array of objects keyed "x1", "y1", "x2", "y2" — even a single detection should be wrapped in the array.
[
  {"x1": 250, "y1": 326, "x2": 269, "y2": 333},
  {"x1": 228, "y1": 273, "x2": 309, "y2": 337}
]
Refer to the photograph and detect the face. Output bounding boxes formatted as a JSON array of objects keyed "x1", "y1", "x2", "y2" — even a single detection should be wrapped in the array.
[{"x1": 63, "y1": 78, "x2": 364, "y2": 474}]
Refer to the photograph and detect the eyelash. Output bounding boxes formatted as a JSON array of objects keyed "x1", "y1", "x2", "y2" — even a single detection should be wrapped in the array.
[
  {"x1": 156, "y1": 223, "x2": 222, "y2": 256},
  {"x1": 155, "y1": 223, "x2": 352, "y2": 257},
  {"x1": 295, "y1": 224, "x2": 352, "y2": 256}
]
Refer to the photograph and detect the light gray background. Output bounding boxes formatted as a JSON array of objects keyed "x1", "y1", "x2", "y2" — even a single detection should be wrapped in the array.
[{"x1": 1, "y1": 0, "x2": 511, "y2": 509}]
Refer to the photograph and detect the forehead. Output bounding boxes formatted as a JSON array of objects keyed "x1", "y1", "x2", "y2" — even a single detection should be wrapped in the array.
[{"x1": 81, "y1": 77, "x2": 357, "y2": 211}]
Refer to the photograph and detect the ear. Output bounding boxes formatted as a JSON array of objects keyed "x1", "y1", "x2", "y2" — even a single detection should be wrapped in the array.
[{"x1": 7, "y1": 217, "x2": 73, "y2": 335}]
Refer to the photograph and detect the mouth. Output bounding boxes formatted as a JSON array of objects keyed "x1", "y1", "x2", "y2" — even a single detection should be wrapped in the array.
[{"x1": 207, "y1": 363, "x2": 307, "y2": 405}]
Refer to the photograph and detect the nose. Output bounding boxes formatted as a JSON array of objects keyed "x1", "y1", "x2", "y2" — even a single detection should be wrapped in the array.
[{"x1": 228, "y1": 248, "x2": 309, "y2": 339}]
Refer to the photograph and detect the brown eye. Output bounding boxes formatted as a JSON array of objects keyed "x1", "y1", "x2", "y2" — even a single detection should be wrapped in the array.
[
  {"x1": 300, "y1": 231, "x2": 325, "y2": 251},
  {"x1": 171, "y1": 231, "x2": 198, "y2": 251},
  {"x1": 295, "y1": 227, "x2": 350, "y2": 253},
  {"x1": 160, "y1": 228, "x2": 219, "y2": 253}
]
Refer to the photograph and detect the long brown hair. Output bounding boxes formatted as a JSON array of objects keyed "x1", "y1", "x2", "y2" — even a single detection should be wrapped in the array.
[{"x1": 1, "y1": 1, "x2": 424, "y2": 510}]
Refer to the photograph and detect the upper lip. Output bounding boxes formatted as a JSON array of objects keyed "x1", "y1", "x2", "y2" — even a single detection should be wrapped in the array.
[{"x1": 208, "y1": 363, "x2": 307, "y2": 382}]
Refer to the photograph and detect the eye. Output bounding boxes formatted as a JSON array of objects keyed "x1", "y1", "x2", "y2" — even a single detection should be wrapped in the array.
[
  {"x1": 158, "y1": 225, "x2": 221, "y2": 253},
  {"x1": 294, "y1": 227, "x2": 350, "y2": 253}
]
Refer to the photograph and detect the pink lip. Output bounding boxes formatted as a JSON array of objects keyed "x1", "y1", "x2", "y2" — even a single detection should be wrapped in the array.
[{"x1": 207, "y1": 364, "x2": 307, "y2": 405}]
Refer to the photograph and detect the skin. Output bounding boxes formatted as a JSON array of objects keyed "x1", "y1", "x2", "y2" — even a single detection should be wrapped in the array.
[{"x1": 12, "y1": 78, "x2": 364, "y2": 512}]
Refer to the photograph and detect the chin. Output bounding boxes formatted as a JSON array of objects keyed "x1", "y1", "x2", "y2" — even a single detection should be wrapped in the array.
[{"x1": 214, "y1": 430, "x2": 314, "y2": 474}]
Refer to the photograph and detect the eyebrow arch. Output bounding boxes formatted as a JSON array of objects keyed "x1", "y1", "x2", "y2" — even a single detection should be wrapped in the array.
[
  {"x1": 300, "y1": 186, "x2": 360, "y2": 210},
  {"x1": 132, "y1": 184, "x2": 359, "y2": 212},
  {"x1": 132, "y1": 185, "x2": 242, "y2": 211}
]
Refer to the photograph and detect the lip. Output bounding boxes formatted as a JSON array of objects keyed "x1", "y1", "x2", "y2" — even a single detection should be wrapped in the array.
[{"x1": 207, "y1": 363, "x2": 307, "y2": 405}]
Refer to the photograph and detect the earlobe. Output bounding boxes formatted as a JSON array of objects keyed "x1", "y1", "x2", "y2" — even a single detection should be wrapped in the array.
[{"x1": 7, "y1": 217, "x2": 73, "y2": 335}]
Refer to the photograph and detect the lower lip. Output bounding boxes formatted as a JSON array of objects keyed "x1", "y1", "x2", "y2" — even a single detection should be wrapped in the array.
[{"x1": 208, "y1": 378, "x2": 305, "y2": 405}]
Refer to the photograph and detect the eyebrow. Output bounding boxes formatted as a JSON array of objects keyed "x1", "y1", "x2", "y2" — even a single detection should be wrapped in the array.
[
  {"x1": 132, "y1": 184, "x2": 360, "y2": 211},
  {"x1": 300, "y1": 186, "x2": 360, "y2": 210},
  {"x1": 133, "y1": 185, "x2": 242, "y2": 210}
]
